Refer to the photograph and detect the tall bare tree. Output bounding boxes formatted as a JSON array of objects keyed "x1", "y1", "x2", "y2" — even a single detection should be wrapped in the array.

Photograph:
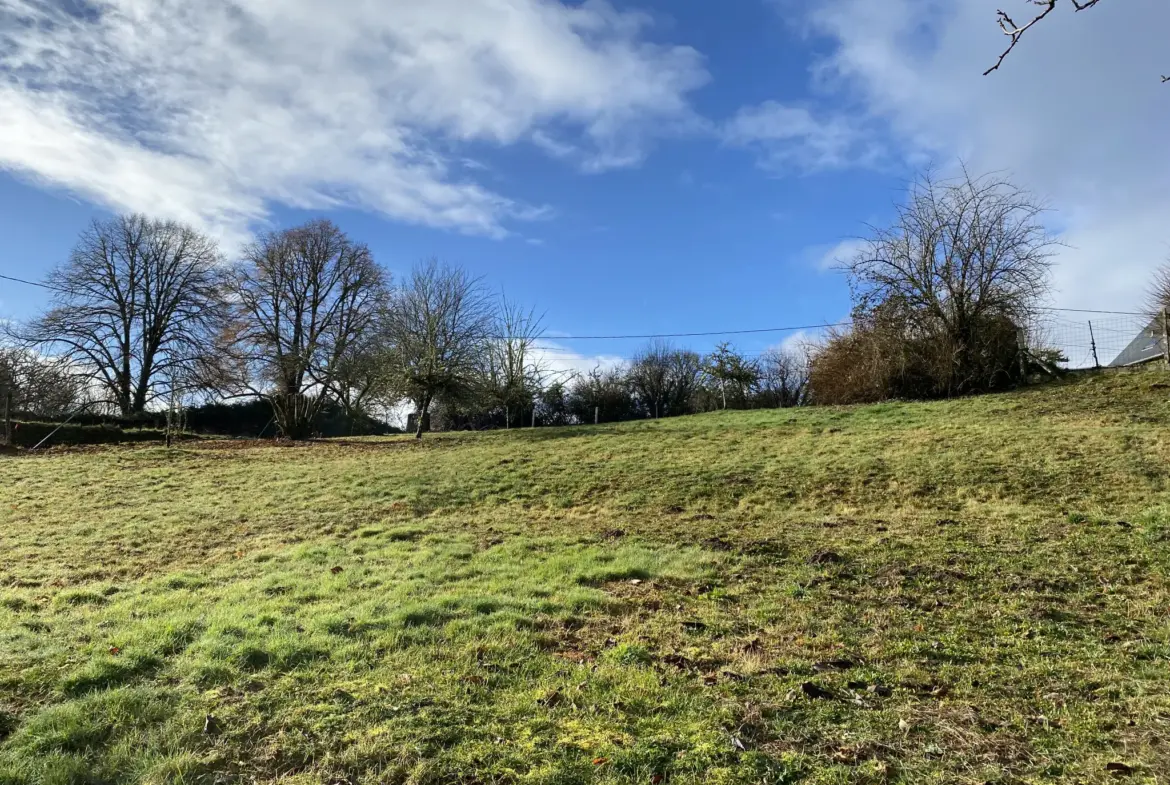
[
  {"x1": 17, "y1": 215, "x2": 226, "y2": 415},
  {"x1": 224, "y1": 220, "x2": 386, "y2": 440},
  {"x1": 481, "y1": 296, "x2": 547, "y2": 428},
  {"x1": 385, "y1": 260, "x2": 495, "y2": 439},
  {"x1": 842, "y1": 167, "x2": 1056, "y2": 394}
]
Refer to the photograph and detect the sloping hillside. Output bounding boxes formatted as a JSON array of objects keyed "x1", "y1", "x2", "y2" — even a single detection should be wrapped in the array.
[{"x1": 2, "y1": 370, "x2": 1169, "y2": 784}]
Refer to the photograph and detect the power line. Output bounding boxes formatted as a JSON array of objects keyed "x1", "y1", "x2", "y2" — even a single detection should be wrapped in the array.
[
  {"x1": 540, "y1": 322, "x2": 850, "y2": 341},
  {"x1": 0, "y1": 273, "x2": 59, "y2": 291},
  {"x1": 0, "y1": 270, "x2": 1157, "y2": 336}
]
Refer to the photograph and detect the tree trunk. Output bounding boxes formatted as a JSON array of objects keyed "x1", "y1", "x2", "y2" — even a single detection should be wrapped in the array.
[
  {"x1": 275, "y1": 391, "x2": 315, "y2": 440},
  {"x1": 415, "y1": 396, "x2": 431, "y2": 440}
]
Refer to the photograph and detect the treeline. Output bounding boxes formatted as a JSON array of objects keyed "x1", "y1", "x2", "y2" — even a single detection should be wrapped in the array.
[
  {"x1": 1, "y1": 166, "x2": 1084, "y2": 441},
  {"x1": 428, "y1": 340, "x2": 810, "y2": 430},
  {"x1": 0, "y1": 215, "x2": 813, "y2": 440}
]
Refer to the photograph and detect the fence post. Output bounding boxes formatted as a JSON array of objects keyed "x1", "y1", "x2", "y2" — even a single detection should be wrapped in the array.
[
  {"x1": 1017, "y1": 328, "x2": 1028, "y2": 379},
  {"x1": 1088, "y1": 321, "x2": 1100, "y2": 369},
  {"x1": 594, "y1": 406, "x2": 599, "y2": 426},
  {"x1": 1163, "y1": 309, "x2": 1170, "y2": 369},
  {"x1": 2, "y1": 389, "x2": 11, "y2": 448},
  {"x1": 531, "y1": 407, "x2": 536, "y2": 428}
]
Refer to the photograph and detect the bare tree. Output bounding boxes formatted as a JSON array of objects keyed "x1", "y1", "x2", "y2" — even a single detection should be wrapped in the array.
[
  {"x1": 757, "y1": 345, "x2": 810, "y2": 408},
  {"x1": 328, "y1": 305, "x2": 400, "y2": 425},
  {"x1": 481, "y1": 296, "x2": 547, "y2": 428},
  {"x1": 629, "y1": 341, "x2": 703, "y2": 419},
  {"x1": 704, "y1": 342, "x2": 760, "y2": 410},
  {"x1": 842, "y1": 167, "x2": 1056, "y2": 394},
  {"x1": 1150, "y1": 262, "x2": 1170, "y2": 314},
  {"x1": 566, "y1": 365, "x2": 637, "y2": 424},
  {"x1": 385, "y1": 260, "x2": 495, "y2": 439},
  {"x1": 223, "y1": 220, "x2": 386, "y2": 440},
  {"x1": 984, "y1": 0, "x2": 1167, "y2": 82},
  {"x1": 0, "y1": 345, "x2": 91, "y2": 447},
  {"x1": 16, "y1": 215, "x2": 226, "y2": 416}
]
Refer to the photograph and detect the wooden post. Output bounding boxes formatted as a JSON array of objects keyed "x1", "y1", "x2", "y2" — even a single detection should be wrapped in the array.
[
  {"x1": 2, "y1": 389, "x2": 11, "y2": 447},
  {"x1": 1088, "y1": 321, "x2": 1100, "y2": 369},
  {"x1": 1163, "y1": 309, "x2": 1170, "y2": 369},
  {"x1": 594, "y1": 406, "x2": 599, "y2": 426},
  {"x1": 1017, "y1": 328, "x2": 1028, "y2": 379},
  {"x1": 531, "y1": 407, "x2": 536, "y2": 428}
]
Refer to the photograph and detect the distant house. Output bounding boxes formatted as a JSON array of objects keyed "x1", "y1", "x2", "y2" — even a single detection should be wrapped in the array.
[{"x1": 1110, "y1": 316, "x2": 1167, "y2": 367}]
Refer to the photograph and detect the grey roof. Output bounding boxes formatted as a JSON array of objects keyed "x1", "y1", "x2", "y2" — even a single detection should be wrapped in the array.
[{"x1": 1109, "y1": 317, "x2": 1167, "y2": 367}]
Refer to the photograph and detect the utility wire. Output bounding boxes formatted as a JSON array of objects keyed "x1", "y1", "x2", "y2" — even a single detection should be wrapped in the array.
[
  {"x1": 0, "y1": 273, "x2": 59, "y2": 291},
  {"x1": 1, "y1": 270, "x2": 1157, "y2": 338}
]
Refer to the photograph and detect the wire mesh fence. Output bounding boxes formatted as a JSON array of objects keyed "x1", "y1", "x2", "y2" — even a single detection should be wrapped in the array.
[{"x1": 1034, "y1": 312, "x2": 1165, "y2": 370}]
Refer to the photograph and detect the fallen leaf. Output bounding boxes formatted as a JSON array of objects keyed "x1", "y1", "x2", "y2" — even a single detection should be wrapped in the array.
[
  {"x1": 629, "y1": 579, "x2": 643, "y2": 586},
  {"x1": 808, "y1": 550, "x2": 843, "y2": 565},
  {"x1": 108, "y1": 646, "x2": 121, "y2": 656},
  {"x1": 651, "y1": 775, "x2": 665, "y2": 784},
  {"x1": 330, "y1": 566, "x2": 343, "y2": 575},
  {"x1": 592, "y1": 757, "x2": 609, "y2": 766},
  {"x1": 1106, "y1": 762, "x2": 1134, "y2": 777},
  {"x1": 539, "y1": 689, "x2": 563, "y2": 708}
]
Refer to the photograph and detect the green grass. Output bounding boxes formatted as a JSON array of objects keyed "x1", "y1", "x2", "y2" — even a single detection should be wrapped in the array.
[{"x1": 2, "y1": 369, "x2": 1170, "y2": 784}]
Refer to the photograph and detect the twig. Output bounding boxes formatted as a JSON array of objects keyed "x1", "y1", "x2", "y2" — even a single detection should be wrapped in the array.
[{"x1": 984, "y1": 0, "x2": 1103, "y2": 76}]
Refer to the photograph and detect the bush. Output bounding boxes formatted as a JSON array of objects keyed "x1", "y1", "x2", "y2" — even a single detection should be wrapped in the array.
[{"x1": 808, "y1": 307, "x2": 1028, "y2": 405}]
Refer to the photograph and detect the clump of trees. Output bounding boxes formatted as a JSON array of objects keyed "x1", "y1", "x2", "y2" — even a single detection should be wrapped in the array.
[{"x1": 807, "y1": 169, "x2": 1057, "y2": 405}]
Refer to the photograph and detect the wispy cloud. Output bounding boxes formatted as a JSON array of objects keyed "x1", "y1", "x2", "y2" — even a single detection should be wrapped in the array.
[
  {"x1": 0, "y1": 0, "x2": 709, "y2": 244},
  {"x1": 796, "y1": 238, "x2": 868, "y2": 273},
  {"x1": 722, "y1": 101, "x2": 883, "y2": 173}
]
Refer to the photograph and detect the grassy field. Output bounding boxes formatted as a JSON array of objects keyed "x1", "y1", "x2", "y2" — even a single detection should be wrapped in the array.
[{"x1": 2, "y1": 370, "x2": 1170, "y2": 784}]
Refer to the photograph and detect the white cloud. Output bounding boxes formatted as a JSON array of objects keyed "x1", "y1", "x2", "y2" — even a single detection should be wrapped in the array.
[
  {"x1": 0, "y1": 0, "x2": 708, "y2": 243},
  {"x1": 533, "y1": 340, "x2": 626, "y2": 379},
  {"x1": 799, "y1": 0, "x2": 1170, "y2": 311},
  {"x1": 799, "y1": 237, "x2": 869, "y2": 272},
  {"x1": 722, "y1": 101, "x2": 881, "y2": 172}
]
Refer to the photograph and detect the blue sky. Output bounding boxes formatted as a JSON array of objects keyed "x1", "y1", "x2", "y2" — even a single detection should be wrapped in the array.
[{"x1": 1, "y1": 0, "x2": 1167, "y2": 368}]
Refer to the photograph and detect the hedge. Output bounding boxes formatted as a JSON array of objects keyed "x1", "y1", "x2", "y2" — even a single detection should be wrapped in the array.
[{"x1": 8, "y1": 422, "x2": 171, "y2": 449}]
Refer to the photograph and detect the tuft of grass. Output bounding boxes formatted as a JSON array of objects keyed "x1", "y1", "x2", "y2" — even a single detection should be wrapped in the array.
[{"x1": 2, "y1": 370, "x2": 1170, "y2": 783}]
